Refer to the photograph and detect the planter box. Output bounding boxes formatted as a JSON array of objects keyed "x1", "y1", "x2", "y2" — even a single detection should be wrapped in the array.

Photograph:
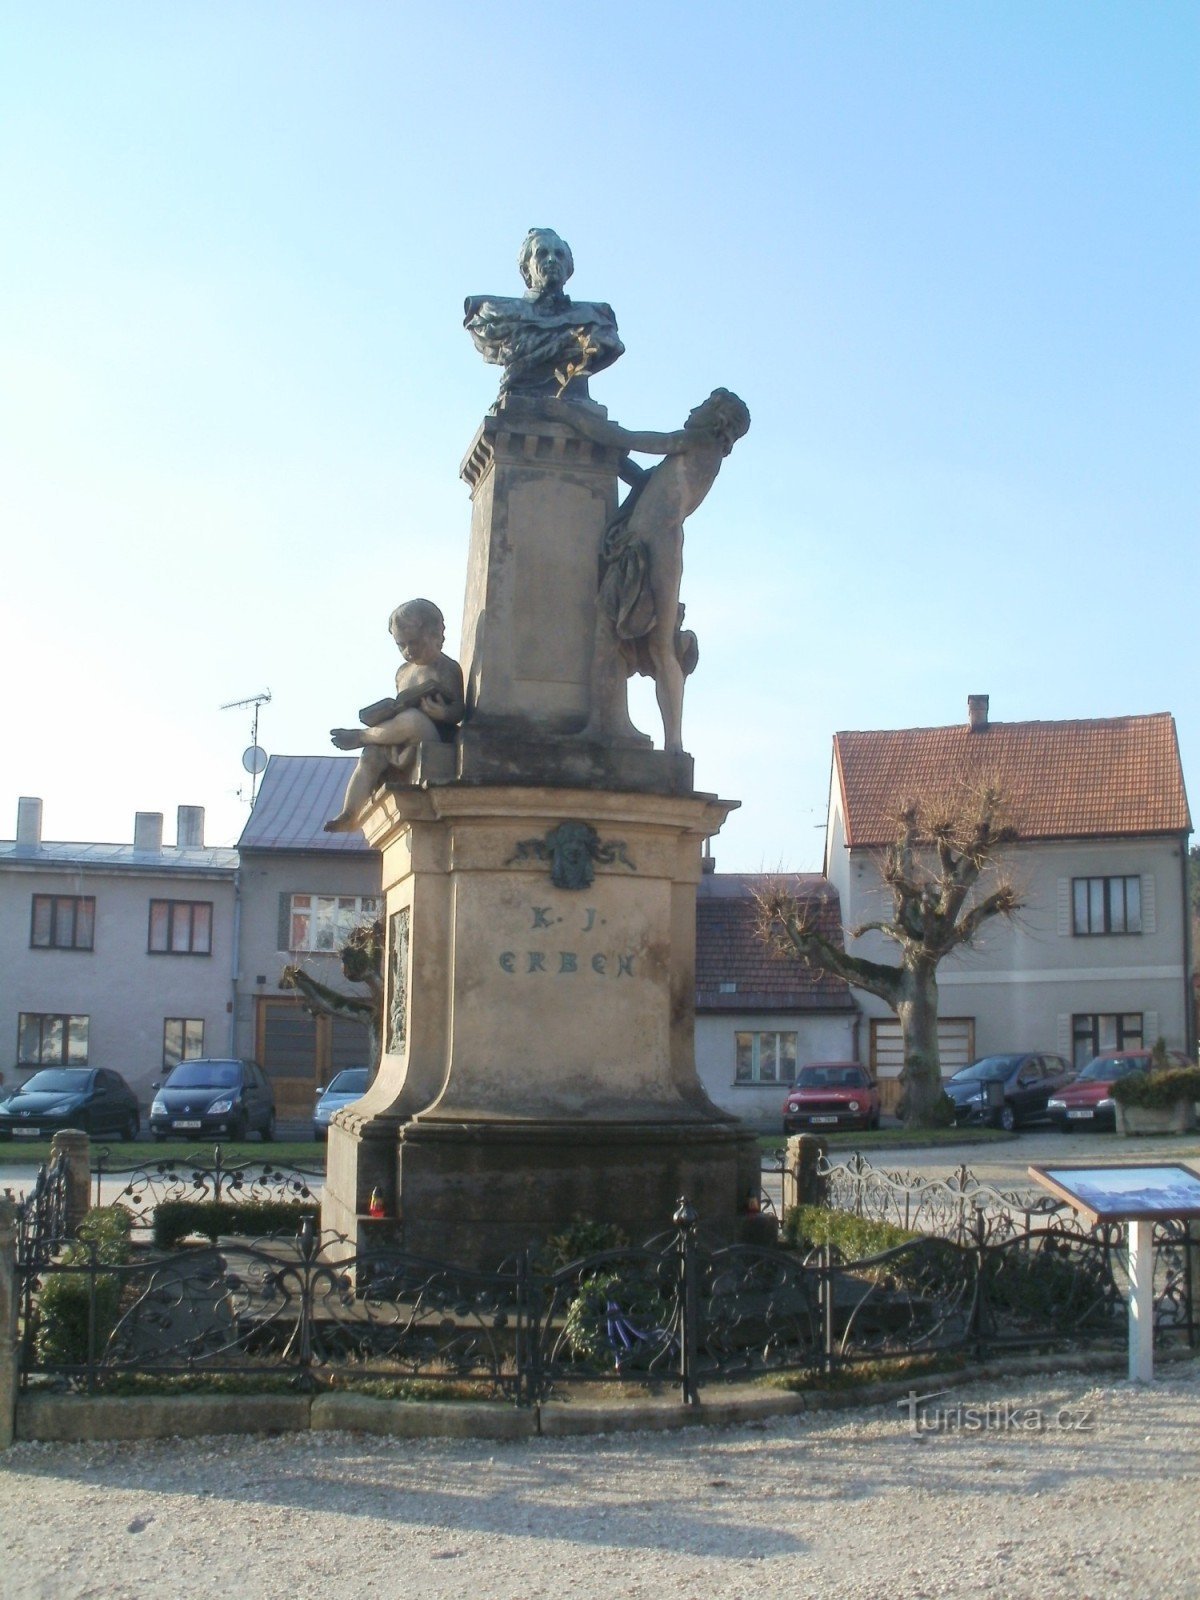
[{"x1": 1115, "y1": 1100, "x2": 1196, "y2": 1136}]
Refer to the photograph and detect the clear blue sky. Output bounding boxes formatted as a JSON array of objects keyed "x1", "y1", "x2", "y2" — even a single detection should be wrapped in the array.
[{"x1": 2, "y1": 3, "x2": 1196, "y2": 868}]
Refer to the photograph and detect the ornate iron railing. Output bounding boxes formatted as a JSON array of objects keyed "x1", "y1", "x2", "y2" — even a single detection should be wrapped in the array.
[
  {"x1": 15, "y1": 1200, "x2": 1196, "y2": 1403},
  {"x1": 90, "y1": 1144, "x2": 324, "y2": 1225},
  {"x1": 13, "y1": 1149, "x2": 69, "y2": 1268}
]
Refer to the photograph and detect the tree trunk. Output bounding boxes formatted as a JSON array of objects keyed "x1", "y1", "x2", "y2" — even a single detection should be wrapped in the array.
[{"x1": 895, "y1": 961, "x2": 948, "y2": 1127}]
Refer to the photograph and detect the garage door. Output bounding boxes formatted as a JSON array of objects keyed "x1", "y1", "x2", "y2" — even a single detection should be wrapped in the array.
[{"x1": 869, "y1": 1018, "x2": 975, "y2": 1114}]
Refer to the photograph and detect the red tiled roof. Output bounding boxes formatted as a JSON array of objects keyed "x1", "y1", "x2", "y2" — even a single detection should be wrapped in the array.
[
  {"x1": 696, "y1": 873, "x2": 855, "y2": 1013},
  {"x1": 834, "y1": 713, "x2": 1190, "y2": 847}
]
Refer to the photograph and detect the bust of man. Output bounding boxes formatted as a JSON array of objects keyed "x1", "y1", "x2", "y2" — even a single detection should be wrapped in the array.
[{"x1": 464, "y1": 228, "x2": 625, "y2": 403}]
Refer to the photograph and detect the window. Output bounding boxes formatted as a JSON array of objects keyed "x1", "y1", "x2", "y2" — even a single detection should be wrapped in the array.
[
  {"x1": 1072, "y1": 1012, "x2": 1143, "y2": 1071},
  {"x1": 31, "y1": 895, "x2": 95, "y2": 951},
  {"x1": 163, "y1": 1018, "x2": 205, "y2": 1069},
  {"x1": 18, "y1": 1013, "x2": 89, "y2": 1066},
  {"x1": 289, "y1": 894, "x2": 379, "y2": 953},
  {"x1": 149, "y1": 900, "x2": 213, "y2": 955},
  {"x1": 1072, "y1": 876, "x2": 1141, "y2": 935},
  {"x1": 735, "y1": 1031, "x2": 797, "y2": 1085}
]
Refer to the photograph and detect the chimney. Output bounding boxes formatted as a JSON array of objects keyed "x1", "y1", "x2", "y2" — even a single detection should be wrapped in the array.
[
  {"x1": 176, "y1": 805, "x2": 205, "y2": 848},
  {"x1": 967, "y1": 694, "x2": 990, "y2": 733},
  {"x1": 133, "y1": 812, "x2": 164, "y2": 852},
  {"x1": 16, "y1": 796, "x2": 43, "y2": 849}
]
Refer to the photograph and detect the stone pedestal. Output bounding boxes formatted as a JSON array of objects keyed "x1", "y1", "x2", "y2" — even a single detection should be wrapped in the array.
[
  {"x1": 458, "y1": 398, "x2": 649, "y2": 746},
  {"x1": 323, "y1": 783, "x2": 759, "y2": 1266}
]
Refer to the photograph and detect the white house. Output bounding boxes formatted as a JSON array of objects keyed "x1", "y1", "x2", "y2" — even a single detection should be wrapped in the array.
[
  {"x1": 0, "y1": 798, "x2": 237, "y2": 1107},
  {"x1": 694, "y1": 869, "x2": 856, "y2": 1129},
  {"x1": 824, "y1": 698, "x2": 1193, "y2": 1112}
]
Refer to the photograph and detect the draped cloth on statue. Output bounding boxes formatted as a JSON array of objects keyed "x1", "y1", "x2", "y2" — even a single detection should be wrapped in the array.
[
  {"x1": 463, "y1": 293, "x2": 624, "y2": 399},
  {"x1": 598, "y1": 482, "x2": 698, "y2": 681}
]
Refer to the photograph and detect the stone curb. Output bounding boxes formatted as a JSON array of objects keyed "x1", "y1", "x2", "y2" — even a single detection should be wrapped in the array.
[
  {"x1": 310, "y1": 1394, "x2": 535, "y2": 1439},
  {"x1": 10, "y1": 1346, "x2": 1194, "y2": 1445},
  {"x1": 14, "y1": 1393, "x2": 311, "y2": 1443}
]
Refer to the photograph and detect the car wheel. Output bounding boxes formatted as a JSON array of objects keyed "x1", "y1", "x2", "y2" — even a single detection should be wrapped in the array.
[
  {"x1": 122, "y1": 1114, "x2": 139, "y2": 1142},
  {"x1": 261, "y1": 1111, "x2": 276, "y2": 1143},
  {"x1": 230, "y1": 1115, "x2": 248, "y2": 1143},
  {"x1": 152, "y1": 1131, "x2": 167, "y2": 1143},
  {"x1": 868, "y1": 1111, "x2": 881, "y2": 1131},
  {"x1": 998, "y1": 1104, "x2": 1017, "y2": 1133}
]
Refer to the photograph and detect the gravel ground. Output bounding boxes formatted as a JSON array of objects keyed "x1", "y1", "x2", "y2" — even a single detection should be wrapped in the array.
[{"x1": 3, "y1": 1363, "x2": 1199, "y2": 1600}]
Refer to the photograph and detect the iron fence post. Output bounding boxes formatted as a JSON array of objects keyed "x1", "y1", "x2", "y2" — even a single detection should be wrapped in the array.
[
  {"x1": 821, "y1": 1243, "x2": 835, "y2": 1374},
  {"x1": 515, "y1": 1248, "x2": 539, "y2": 1407},
  {"x1": 673, "y1": 1198, "x2": 699, "y2": 1406},
  {"x1": 970, "y1": 1206, "x2": 988, "y2": 1362}
]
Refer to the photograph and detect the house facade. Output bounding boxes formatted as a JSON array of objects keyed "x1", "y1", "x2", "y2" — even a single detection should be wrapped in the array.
[
  {"x1": 824, "y1": 699, "x2": 1194, "y2": 1112},
  {"x1": 694, "y1": 869, "x2": 856, "y2": 1130},
  {"x1": 234, "y1": 756, "x2": 381, "y2": 1120},
  {"x1": 0, "y1": 798, "x2": 237, "y2": 1106}
]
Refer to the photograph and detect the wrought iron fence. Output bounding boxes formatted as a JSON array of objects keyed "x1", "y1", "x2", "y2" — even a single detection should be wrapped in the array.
[
  {"x1": 12, "y1": 1149, "x2": 69, "y2": 1269},
  {"x1": 90, "y1": 1144, "x2": 324, "y2": 1226},
  {"x1": 15, "y1": 1199, "x2": 1196, "y2": 1404}
]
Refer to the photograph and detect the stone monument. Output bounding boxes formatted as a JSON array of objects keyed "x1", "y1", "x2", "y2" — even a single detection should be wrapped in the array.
[{"x1": 322, "y1": 230, "x2": 758, "y2": 1266}]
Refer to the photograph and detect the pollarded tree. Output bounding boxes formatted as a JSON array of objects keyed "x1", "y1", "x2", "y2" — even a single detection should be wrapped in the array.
[
  {"x1": 280, "y1": 918, "x2": 384, "y2": 1081},
  {"x1": 757, "y1": 783, "x2": 1022, "y2": 1127}
]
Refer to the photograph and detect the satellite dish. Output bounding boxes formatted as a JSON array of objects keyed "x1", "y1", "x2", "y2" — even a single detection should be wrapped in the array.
[{"x1": 242, "y1": 745, "x2": 268, "y2": 775}]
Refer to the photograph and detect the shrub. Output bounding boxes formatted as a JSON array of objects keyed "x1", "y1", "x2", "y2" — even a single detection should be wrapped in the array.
[
  {"x1": 1110, "y1": 1066, "x2": 1200, "y2": 1110},
  {"x1": 536, "y1": 1216, "x2": 630, "y2": 1273},
  {"x1": 34, "y1": 1205, "x2": 133, "y2": 1367},
  {"x1": 781, "y1": 1205, "x2": 920, "y2": 1258},
  {"x1": 153, "y1": 1199, "x2": 318, "y2": 1249}
]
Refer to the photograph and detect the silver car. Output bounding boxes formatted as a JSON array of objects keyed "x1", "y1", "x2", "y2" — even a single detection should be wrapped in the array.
[{"x1": 313, "y1": 1067, "x2": 370, "y2": 1140}]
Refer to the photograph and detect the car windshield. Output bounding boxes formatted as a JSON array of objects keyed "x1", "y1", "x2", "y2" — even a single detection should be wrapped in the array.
[
  {"x1": 165, "y1": 1061, "x2": 241, "y2": 1089},
  {"x1": 1077, "y1": 1057, "x2": 1146, "y2": 1082},
  {"x1": 795, "y1": 1067, "x2": 868, "y2": 1089},
  {"x1": 324, "y1": 1068, "x2": 369, "y2": 1095},
  {"x1": 16, "y1": 1070, "x2": 89, "y2": 1095},
  {"x1": 950, "y1": 1056, "x2": 1021, "y2": 1084}
]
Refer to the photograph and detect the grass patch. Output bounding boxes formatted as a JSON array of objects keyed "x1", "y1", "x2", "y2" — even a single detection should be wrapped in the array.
[
  {"x1": 759, "y1": 1126, "x2": 1012, "y2": 1156},
  {"x1": 0, "y1": 1139, "x2": 325, "y2": 1168},
  {"x1": 765, "y1": 1350, "x2": 970, "y2": 1394}
]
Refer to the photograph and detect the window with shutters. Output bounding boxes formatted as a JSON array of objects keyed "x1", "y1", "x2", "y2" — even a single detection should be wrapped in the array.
[
  {"x1": 287, "y1": 893, "x2": 379, "y2": 953},
  {"x1": 1072, "y1": 876, "x2": 1141, "y2": 935},
  {"x1": 1072, "y1": 1012, "x2": 1143, "y2": 1069}
]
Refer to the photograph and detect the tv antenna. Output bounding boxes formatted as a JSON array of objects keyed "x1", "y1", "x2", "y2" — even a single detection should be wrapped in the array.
[{"x1": 220, "y1": 690, "x2": 271, "y2": 808}]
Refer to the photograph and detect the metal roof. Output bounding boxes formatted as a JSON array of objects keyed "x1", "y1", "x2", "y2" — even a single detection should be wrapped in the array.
[
  {"x1": 0, "y1": 841, "x2": 238, "y2": 875},
  {"x1": 236, "y1": 755, "x2": 373, "y2": 853}
]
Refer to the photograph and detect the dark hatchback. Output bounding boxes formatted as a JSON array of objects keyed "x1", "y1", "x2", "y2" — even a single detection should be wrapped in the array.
[
  {"x1": 944, "y1": 1053, "x2": 1073, "y2": 1131},
  {"x1": 149, "y1": 1058, "x2": 276, "y2": 1141},
  {"x1": 0, "y1": 1067, "x2": 140, "y2": 1141}
]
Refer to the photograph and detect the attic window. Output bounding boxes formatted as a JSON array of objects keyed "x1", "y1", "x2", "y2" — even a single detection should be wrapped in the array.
[{"x1": 718, "y1": 981, "x2": 737, "y2": 994}]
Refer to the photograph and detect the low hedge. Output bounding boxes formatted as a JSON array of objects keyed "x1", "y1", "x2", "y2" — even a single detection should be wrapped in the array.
[
  {"x1": 153, "y1": 1199, "x2": 319, "y2": 1249},
  {"x1": 781, "y1": 1205, "x2": 920, "y2": 1257},
  {"x1": 1110, "y1": 1066, "x2": 1200, "y2": 1109},
  {"x1": 35, "y1": 1206, "x2": 134, "y2": 1367}
]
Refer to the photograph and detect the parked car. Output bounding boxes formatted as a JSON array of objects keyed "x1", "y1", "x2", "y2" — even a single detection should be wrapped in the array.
[
  {"x1": 149, "y1": 1058, "x2": 276, "y2": 1141},
  {"x1": 782, "y1": 1063, "x2": 881, "y2": 1134},
  {"x1": 944, "y1": 1053, "x2": 1073, "y2": 1131},
  {"x1": 1047, "y1": 1048, "x2": 1193, "y2": 1131},
  {"x1": 313, "y1": 1066, "x2": 370, "y2": 1139},
  {"x1": 0, "y1": 1067, "x2": 140, "y2": 1141}
]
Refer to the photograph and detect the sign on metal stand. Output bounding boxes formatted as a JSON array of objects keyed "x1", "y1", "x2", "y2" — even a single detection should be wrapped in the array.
[{"x1": 1028, "y1": 1163, "x2": 1200, "y2": 1383}]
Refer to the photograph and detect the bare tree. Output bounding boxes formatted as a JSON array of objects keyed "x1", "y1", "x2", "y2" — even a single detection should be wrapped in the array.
[
  {"x1": 758, "y1": 783, "x2": 1022, "y2": 1127},
  {"x1": 280, "y1": 918, "x2": 384, "y2": 1082}
]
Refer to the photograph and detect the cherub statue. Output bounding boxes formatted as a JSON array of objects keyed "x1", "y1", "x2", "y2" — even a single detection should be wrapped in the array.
[
  {"x1": 324, "y1": 599, "x2": 465, "y2": 832},
  {"x1": 560, "y1": 390, "x2": 750, "y2": 754}
]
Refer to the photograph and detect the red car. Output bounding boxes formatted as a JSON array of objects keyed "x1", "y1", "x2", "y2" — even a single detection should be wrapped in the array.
[
  {"x1": 1046, "y1": 1048, "x2": 1192, "y2": 1131},
  {"x1": 782, "y1": 1062, "x2": 881, "y2": 1134}
]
